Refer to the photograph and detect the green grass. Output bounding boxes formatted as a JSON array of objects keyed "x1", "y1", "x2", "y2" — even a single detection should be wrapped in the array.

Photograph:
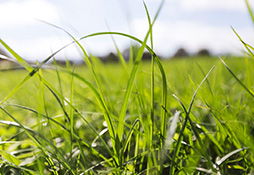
[
  {"x1": 0, "y1": 0, "x2": 254, "y2": 174},
  {"x1": 0, "y1": 56, "x2": 254, "y2": 174}
]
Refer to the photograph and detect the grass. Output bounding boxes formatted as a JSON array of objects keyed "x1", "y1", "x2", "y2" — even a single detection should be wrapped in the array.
[
  {"x1": 0, "y1": 0, "x2": 254, "y2": 174},
  {"x1": 0, "y1": 56, "x2": 253, "y2": 174}
]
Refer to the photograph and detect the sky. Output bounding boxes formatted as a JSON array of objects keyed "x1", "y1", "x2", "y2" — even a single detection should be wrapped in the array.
[{"x1": 0, "y1": 0, "x2": 254, "y2": 61}]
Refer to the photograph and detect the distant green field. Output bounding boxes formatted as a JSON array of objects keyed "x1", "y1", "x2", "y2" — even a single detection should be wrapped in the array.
[{"x1": 0, "y1": 56, "x2": 254, "y2": 174}]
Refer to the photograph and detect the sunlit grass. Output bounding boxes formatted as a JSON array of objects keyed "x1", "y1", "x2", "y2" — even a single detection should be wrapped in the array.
[{"x1": 0, "y1": 0, "x2": 254, "y2": 174}]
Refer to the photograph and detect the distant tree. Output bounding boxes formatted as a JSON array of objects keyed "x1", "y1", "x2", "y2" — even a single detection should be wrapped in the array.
[
  {"x1": 101, "y1": 52, "x2": 118, "y2": 63},
  {"x1": 141, "y1": 52, "x2": 152, "y2": 61},
  {"x1": 173, "y1": 48, "x2": 189, "y2": 58},
  {"x1": 197, "y1": 48, "x2": 211, "y2": 57},
  {"x1": 123, "y1": 46, "x2": 158, "y2": 61},
  {"x1": 123, "y1": 45, "x2": 140, "y2": 61}
]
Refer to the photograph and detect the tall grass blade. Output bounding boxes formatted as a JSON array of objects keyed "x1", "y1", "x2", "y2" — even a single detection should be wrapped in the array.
[
  {"x1": 122, "y1": 119, "x2": 140, "y2": 153},
  {"x1": 117, "y1": 0, "x2": 166, "y2": 142},
  {"x1": 117, "y1": 32, "x2": 150, "y2": 142},
  {"x1": 53, "y1": 58, "x2": 68, "y2": 123},
  {"x1": 143, "y1": 2, "x2": 157, "y2": 173},
  {"x1": 105, "y1": 22, "x2": 128, "y2": 71},
  {"x1": 231, "y1": 27, "x2": 254, "y2": 59},
  {"x1": 245, "y1": 0, "x2": 254, "y2": 23},
  {"x1": 196, "y1": 62, "x2": 214, "y2": 97},
  {"x1": 143, "y1": 0, "x2": 154, "y2": 139},
  {"x1": 0, "y1": 39, "x2": 74, "y2": 105},
  {"x1": 170, "y1": 66, "x2": 215, "y2": 174},
  {"x1": 220, "y1": 57, "x2": 254, "y2": 97},
  {"x1": 0, "y1": 39, "x2": 33, "y2": 71},
  {"x1": 69, "y1": 64, "x2": 75, "y2": 156}
]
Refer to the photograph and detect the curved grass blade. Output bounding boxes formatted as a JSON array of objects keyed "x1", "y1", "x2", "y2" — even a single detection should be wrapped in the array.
[
  {"x1": 117, "y1": 118, "x2": 140, "y2": 168},
  {"x1": 220, "y1": 57, "x2": 254, "y2": 98},
  {"x1": 231, "y1": 27, "x2": 254, "y2": 59},
  {"x1": 196, "y1": 62, "x2": 214, "y2": 97},
  {"x1": 0, "y1": 39, "x2": 33, "y2": 72},
  {"x1": 215, "y1": 147, "x2": 248, "y2": 166},
  {"x1": 170, "y1": 66, "x2": 215, "y2": 175},
  {"x1": 45, "y1": 84, "x2": 70, "y2": 122},
  {"x1": 0, "y1": 39, "x2": 74, "y2": 105},
  {"x1": 38, "y1": 20, "x2": 117, "y2": 157},
  {"x1": 105, "y1": 22, "x2": 128, "y2": 71},
  {"x1": 122, "y1": 119, "x2": 140, "y2": 153},
  {"x1": 53, "y1": 58, "x2": 69, "y2": 124}
]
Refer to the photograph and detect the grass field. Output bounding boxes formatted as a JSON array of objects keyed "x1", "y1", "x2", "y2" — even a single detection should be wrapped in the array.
[
  {"x1": 0, "y1": 0, "x2": 254, "y2": 174},
  {"x1": 0, "y1": 56, "x2": 254, "y2": 174}
]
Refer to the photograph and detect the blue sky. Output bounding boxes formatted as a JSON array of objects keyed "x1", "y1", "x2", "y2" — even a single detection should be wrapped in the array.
[{"x1": 0, "y1": 0, "x2": 254, "y2": 61}]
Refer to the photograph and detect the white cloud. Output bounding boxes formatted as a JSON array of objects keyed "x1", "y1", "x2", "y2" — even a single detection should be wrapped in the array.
[
  {"x1": 130, "y1": 18, "x2": 254, "y2": 57},
  {"x1": 4, "y1": 36, "x2": 77, "y2": 61},
  {"x1": 1, "y1": 0, "x2": 253, "y2": 61},
  {"x1": 178, "y1": 0, "x2": 252, "y2": 12},
  {"x1": 0, "y1": 0, "x2": 60, "y2": 29},
  {"x1": 4, "y1": 35, "x2": 122, "y2": 61}
]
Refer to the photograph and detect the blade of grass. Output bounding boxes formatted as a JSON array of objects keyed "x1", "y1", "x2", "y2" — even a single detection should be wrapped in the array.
[
  {"x1": 231, "y1": 27, "x2": 254, "y2": 59},
  {"x1": 0, "y1": 39, "x2": 33, "y2": 72},
  {"x1": 118, "y1": 0, "x2": 165, "y2": 142},
  {"x1": 122, "y1": 119, "x2": 140, "y2": 153},
  {"x1": 105, "y1": 22, "x2": 128, "y2": 71},
  {"x1": 53, "y1": 58, "x2": 69, "y2": 123},
  {"x1": 0, "y1": 38, "x2": 74, "y2": 105},
  {"x1": 215, "y1": 147, "x2": 248, "y2": 166},
  {"x1": 69, "y1": 63, "x2": 75, "y2": 161},
  {"x1": 245, "y1": 0, "x2": 254, "y2": 23},
  {"x1": 220, "y1": 57, "x2": 254, "y2": 98},
  {"x1": 195, "y1": 62, "x2": 214, "y2": 97},
  {"x1": 119, "y1": 119, "x2": 140, "y2": 167},
  {"x1": 38, "y1": 21, "x2": 117, "y2": 159},
  {"x1": 170, "y1": 66, "x2": 215, "y2": 175},
  {"x1": 117, "y1": 30, "x2": 150, "y2": 142},
  {"x1": 143, "y1": 2, "x2": 158, "y2": 173}
]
